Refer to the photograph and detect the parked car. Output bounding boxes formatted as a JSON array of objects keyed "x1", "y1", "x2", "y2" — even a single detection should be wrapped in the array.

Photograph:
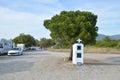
[
  {"x1": 28, "y1": 46, "x2": 36, "y2": 50},
  {"x1": 8, "y1": 47, "x2": 23, "y2": 56}
]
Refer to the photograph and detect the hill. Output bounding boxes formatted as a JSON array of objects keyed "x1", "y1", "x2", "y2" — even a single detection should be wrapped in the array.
[
  {"x1": 96, "y1": 34, "x2": 120, "y2": 40},
  {"x1": 109, "y1": 35, "x2": 120, "y2": 40}
]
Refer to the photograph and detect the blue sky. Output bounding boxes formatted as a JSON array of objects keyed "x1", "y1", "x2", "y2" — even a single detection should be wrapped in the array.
[{"x1": 0, "y1": 0, "x2": 120, "y2": 39}]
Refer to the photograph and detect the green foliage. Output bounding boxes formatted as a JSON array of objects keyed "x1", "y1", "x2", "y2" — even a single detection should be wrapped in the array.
[
  {"x1": 35, "y1": 39, "x2": 40, "y2": 46},
  {"x1": 44, "y1": 10, "x2": 98, "y2": 48},
  {"x1": 102, "y1": 36, "x2": 111, "y2": 42},
  {"x1": 95, "y1": 37, "x2": 120, "y2": 48},
  {"x1": 13, "y1": 33, "x2": 36, "y2": 47},
  {"x1": 116, "y1": 42, "x2": 120, "y2": 48},
  {"x1": 39, "y1": 38, "x2": 55, "y2": 48},
  {"x1": 96, "y1": 41, "x2": 118, "y2": 48}
]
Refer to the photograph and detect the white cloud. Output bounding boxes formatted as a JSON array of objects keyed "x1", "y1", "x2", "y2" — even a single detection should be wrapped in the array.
[
  {"x1": 0, "y1": 7, "x2": 51, "y2": 39},
  {"x1": 0, "y1": 0, "x2": 120, "y2": 38},
  {"x1": 75, "y1": 2, "x2": 120, "y2": 27},
  {"x1": 0, "y1": 0, "x2": 64, "y2": 40},
  {"x1": 72, "y1": 1, "x2": 120, "y2": 35}
]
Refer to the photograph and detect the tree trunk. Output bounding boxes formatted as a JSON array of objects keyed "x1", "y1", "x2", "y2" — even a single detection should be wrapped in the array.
[{"x1": 69, "y1": 45, "x2": 73, "y2": 60}]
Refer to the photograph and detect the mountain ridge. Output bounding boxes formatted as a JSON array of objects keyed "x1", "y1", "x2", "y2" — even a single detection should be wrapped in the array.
[{"x1": 96, "y1": 34, "x2": 120, "y2": 40}]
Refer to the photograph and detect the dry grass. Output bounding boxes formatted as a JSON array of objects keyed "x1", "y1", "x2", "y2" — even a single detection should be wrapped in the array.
[
  {"x1": 85, "y1": 47, "x2": 120, "y2": 54},
  {"x1": 47, "y1": 47, "x2": 120, "y2": 54}
]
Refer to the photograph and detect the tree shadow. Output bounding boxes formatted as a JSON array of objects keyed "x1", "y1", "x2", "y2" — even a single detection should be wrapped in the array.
[{"x1": 84, "y1": 58, "x2": 120, "y2": 66}]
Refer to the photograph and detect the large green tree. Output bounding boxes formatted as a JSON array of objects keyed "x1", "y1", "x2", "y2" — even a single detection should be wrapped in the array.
[
  {"x1": 39, "y1": 38, "x2": 55, "y2": 48},
  {"x1": 44, "y1": 10, "x2": 98, "y2": 60},
  {"x1": 13, "y1": 33, "x2": 36, "y2": 47}
]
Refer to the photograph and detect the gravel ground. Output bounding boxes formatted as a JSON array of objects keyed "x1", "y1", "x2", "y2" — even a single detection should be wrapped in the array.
[{"x1": 0, "y1": 50, "x2": 120, "y2": 80}]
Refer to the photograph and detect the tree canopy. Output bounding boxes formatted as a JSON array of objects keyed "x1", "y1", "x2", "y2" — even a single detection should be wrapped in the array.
[
  {"x1": 44, "y1": 10, "x2": 98, "y2": 48},
  {"x1": 13, "y1": 33, "x2": 36, "y2": 47},
  {"x1": 39, "y1": 38, "x2": 55, "y2": 48}
]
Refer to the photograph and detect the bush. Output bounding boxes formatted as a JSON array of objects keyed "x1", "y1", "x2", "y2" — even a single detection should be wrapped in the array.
[
  {"x1": 95, "y1": 40, "x2": 120, "y2": 48},
  {"x1": 116, "y1": 42, "x2": 120, "y2": 48}
]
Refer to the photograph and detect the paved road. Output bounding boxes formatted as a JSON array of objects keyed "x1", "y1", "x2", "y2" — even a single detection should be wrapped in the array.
[{"x1": 0, "y1": 50, "x2": 120, "y2": 80}]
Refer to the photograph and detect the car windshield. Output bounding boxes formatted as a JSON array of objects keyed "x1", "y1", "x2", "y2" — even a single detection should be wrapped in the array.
[{"x1": 11, "y1": 48, "x2": 20, "y2": 50}]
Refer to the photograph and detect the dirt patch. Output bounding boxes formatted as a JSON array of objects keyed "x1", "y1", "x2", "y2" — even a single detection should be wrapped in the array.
[
  {"x1": 0, "y1": 51, "x2": 120, "y2": 80},
  {"x1": 47, "y1": 48, "x2": 120, "y2": 54}
]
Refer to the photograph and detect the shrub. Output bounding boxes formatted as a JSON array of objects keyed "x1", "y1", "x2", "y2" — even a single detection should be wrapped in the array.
[
  {"x1": 116, "y1": 42, "x2": 120, "y2": 49},
  {"x1": 95, "y1": 40, "x2": 120, "y2": 48}
]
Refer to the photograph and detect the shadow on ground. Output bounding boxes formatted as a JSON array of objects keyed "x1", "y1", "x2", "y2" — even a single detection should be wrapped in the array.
[{"x1": 84, "y1": 58, "x2": 120, "y2": 66}]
